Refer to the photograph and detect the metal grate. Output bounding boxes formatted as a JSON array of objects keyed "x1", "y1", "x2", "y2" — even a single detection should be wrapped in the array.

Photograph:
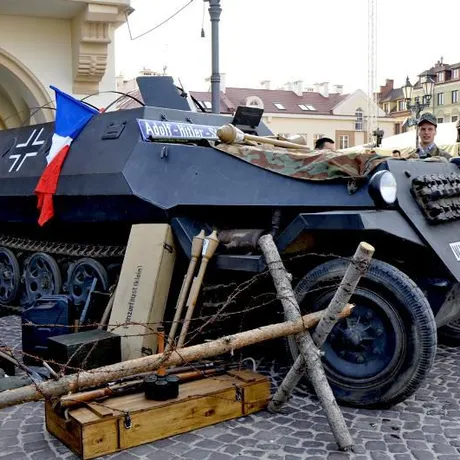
[{"x1": 411, "y1": 173, "x2": 460, "y2": 224}]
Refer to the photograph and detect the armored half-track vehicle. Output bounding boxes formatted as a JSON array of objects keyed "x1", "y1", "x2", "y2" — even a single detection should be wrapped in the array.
[{"x1": 0, "y1": 76, "x2": 460, "y2": 409}]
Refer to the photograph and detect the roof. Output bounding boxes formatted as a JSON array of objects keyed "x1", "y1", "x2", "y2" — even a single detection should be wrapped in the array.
[
  {"x1": 380, "y1": 88, "x2": 404, "y2": 102},
  {"x1": 418, "y1": 60, "x2": 460, "y2": 78},
  {"x1": 222, "y1": 87, "x2": 347, "y2": 115},
  {"x1": 117, "y1": 85, "x2": 348, "y2": 115}
]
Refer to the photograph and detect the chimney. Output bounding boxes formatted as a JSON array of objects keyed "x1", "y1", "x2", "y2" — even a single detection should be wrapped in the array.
[
  {"x1": 139, "y1": 67, "x2": 157, "y2": 76},
  {"x1": 321, "y1": 82, "x2": 329, "y2": 97},
  {"x1": 314, "y1": 83, "x2": 321, "y2": 93},
  {"x1": 293, "y1": 80, "x2": 303, "y2": 96},
  {"x1": 116, "y1": 73, "x2": 125, "y2": 91},
  {"x1": 285, "y1": 81, "x2": 293, "y2": 91},
  {"x1": 385, "y1": 79, "x2": 394, "y2": 90},
  {"x1": 333, "y1": 84, "x2": 343, "y2": 95},
  {"x1": 260, "y1": 80, "x2": 271, "y2": 90},
  {"x1": 220, "y1": 72, "x2": 226, "y2": 93}
]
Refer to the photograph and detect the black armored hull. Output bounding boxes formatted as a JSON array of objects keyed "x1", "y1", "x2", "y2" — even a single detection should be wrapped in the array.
[{"x1": 1, "y1": 76, "x2": 460, "y2": 411}]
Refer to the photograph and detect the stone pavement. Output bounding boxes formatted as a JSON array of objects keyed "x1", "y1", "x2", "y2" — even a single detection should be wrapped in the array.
[{"x1": 1, "y1": 314, "x2": 460, "y2": 460}]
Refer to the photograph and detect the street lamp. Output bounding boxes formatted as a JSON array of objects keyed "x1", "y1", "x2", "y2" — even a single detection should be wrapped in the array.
[
  {"x1": 204, "y1": 0, "x2": 221, "y2": 114},
  {"x1": 402, "y1": 74, "x2": 435, "y2": 148},
  {"x1": 372, "y1": 128, "x2": 384, "y2": 147}
]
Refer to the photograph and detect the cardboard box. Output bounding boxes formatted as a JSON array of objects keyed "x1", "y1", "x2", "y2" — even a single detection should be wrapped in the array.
[{"x1": 109, "y1": 224, "x2": 176, "y2": 360}]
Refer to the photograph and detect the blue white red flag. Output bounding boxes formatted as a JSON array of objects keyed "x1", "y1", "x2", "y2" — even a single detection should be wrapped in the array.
[{"x1": 34, "y1": 85, "x2": 98, "y2": 226}]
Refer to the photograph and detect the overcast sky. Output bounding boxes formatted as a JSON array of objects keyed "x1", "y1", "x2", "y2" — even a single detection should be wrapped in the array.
[{"x1": 114, "y1": 0, "x2": 460, "y2": 94}]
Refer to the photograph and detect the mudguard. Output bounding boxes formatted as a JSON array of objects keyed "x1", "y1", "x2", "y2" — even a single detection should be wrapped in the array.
[{"x1": 388, "y1": 160, "x2": 460, "y2": 282}]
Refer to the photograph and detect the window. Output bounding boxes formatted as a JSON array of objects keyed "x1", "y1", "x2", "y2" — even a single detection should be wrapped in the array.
[
  {"x1": 452, "y1": 116, "x2": 458, "y2": 122},
  {"x1": 201, "y1": 101, "x2": 212, "y2": 110},
  {"x1": 438, "y1": 72, "x2": 444, "y2": 82},
  {"x1": 273, "y1": 103, "x2": 286, "y2": 110},
  {"x1": 339, "y1": 135, "x2": 349, "y2": 149},
  {"x1": 453, "y1": 69, "x2": 460, "y2": 79},
  {"x1": 437, "y1": 117, "x2": 444, "y2": 124},
  {"x1": 313, "y1": 134, "x2": 324, "y2": 144},
  {"x1": 453, "y1": 90, "x2": 459, "y2": 104},
  {"x1": 395, "y1": 123, "x2": 401, "y2": 135},
  {"x1": 298, "y1": 104, "x2": 316, "y2": 111},
  {"x1": 355, "y1": 108, "x2": 363, "y2": 131},
  {"x1": 398, "y1": 100, "x2": 405, "y2": 111},
  {"x1": 437, "y1": 93, "x2": 445, "y2": 105},
  {"x1": 384, "y1": 103, "x2": 390, "y2": 113}
]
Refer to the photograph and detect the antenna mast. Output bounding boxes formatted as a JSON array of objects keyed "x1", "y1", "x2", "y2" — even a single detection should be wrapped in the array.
[{"x1": 367, "y1": 0, "x2": 378, "y2": 145}]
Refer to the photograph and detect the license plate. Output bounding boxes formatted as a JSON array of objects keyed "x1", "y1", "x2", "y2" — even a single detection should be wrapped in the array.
[{"x1": 450, "y1": 242, "x2": 460, "y2": 261}]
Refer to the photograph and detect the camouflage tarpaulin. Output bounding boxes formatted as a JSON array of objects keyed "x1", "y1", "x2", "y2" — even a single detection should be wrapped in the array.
[{"x1": 214, "y1": 143, "x2": 388, "y2": 181}]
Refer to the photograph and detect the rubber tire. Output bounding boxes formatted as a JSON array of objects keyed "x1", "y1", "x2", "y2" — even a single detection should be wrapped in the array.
[{"x1": 289, "y1": 258, "x2": 437, "y2": 409}]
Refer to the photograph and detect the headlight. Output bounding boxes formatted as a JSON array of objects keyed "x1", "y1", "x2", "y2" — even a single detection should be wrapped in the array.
[{"x1": 368, "y1": 171, "x2": 397, "y2": 206}]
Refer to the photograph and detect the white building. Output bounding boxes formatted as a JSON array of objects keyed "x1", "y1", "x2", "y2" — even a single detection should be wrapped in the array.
[{"x1": 0, "y1": 0, "x2": 132, "y2": 129}]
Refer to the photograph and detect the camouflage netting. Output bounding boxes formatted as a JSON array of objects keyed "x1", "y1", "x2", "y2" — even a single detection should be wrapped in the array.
[{"x1": 214, "y1": 143, "x2": 388, "y2": 181}]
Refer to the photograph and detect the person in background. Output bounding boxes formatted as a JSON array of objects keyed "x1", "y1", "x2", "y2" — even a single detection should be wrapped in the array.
[
  {"x1": 415, "y1": 113, "x2": 451, "y2": 160},
  {"x1": 392, "y1": 150, "x2": 401, "y2": 158},
  {"x1": 315, "y1": 137, "x2": 335, "y2": 150}
]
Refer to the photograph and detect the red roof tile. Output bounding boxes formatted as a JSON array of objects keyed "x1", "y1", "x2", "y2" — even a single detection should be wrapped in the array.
[{"x1": 222, "y1": 87, "x2": 347, "y2": 115}]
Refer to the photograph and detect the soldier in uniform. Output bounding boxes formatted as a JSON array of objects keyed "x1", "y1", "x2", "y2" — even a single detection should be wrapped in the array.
[{"x1": 415, "y1": 113, "x2": 451, "y2": 160}]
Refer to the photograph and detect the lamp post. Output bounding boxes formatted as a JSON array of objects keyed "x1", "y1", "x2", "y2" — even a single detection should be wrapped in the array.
[
  {"x1": 204, "y1": 0, "x2": 221, "y2": 114},
  {"x1": 372, "y1": 127, "x2": 384, "y2": 147},
  {"x1": 402, "y1": 74, "x2": 435, "y2": 148}
]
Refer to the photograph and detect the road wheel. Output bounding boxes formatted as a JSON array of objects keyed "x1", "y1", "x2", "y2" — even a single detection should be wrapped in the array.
[{"x1": 289, "y1": 258, "x2": 437, "y2": 409}]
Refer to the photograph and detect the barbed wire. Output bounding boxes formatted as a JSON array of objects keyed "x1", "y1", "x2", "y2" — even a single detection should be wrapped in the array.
[{"x1": 0, "y1": 248, "x2": 355, "y2": 412}]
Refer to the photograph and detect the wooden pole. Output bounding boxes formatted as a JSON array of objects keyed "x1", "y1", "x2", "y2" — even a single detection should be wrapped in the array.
[
  {"x1": 0, "y1": 304, "x2": 352, "y2": 409},
  {"x1": 258, "y1": 234, "x2": 353, "y2": 451}
]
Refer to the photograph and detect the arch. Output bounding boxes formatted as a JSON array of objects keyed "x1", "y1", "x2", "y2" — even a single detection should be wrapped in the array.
[{"x1": 0, "y1": 47, "x2": 55, "y2": 128}]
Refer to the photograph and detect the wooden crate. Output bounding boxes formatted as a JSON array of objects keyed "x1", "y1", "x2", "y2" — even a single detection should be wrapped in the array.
[{"x1": 45, "y1": 370, "x2": 271, "y2": 460}]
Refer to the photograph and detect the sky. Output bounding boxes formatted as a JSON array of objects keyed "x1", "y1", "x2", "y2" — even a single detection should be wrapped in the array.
[{"x1": 114, "y1": 0, "x2": 460, "y2": 95}]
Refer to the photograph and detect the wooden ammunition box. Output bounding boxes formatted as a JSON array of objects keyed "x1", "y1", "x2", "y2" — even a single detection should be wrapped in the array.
[{"x1": 45, "y1": 370, "x2": 270, "y2": 460}]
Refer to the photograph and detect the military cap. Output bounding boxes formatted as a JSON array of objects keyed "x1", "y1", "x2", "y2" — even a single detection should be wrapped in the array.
[{"x1": 417, "y1": 112, "x2": 437, "y2": 127}]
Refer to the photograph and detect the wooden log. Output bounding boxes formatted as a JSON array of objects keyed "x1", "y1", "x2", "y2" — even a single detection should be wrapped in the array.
[
  {"x1": 313, "y1": 242, "x2": 375, "y2": 347},
  {"x1": 268, "y1": 242, "x2": 375, "y2": 412},
  {"x1": 271, "y1": 241, "x2": 375, "y2": 412},
  {"x1": 0, "y1": 304, "x2": 352, "y2": 410},
  {"x1": 258, "y1": 234, "x2": 353, "y2": 451},
  {"x1": 271, "y1": 242, "x2": 374, "y2": 414}
]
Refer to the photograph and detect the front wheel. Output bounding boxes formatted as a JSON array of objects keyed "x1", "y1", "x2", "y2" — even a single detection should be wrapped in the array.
[{"x1": 289, "y1": 258, "x2": 437, "y2": 409}]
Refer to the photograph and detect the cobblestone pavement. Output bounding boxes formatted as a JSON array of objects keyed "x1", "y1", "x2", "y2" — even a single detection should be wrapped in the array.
[{"x1": 2, "y1": 315, "x2": 460, "y2": 460}]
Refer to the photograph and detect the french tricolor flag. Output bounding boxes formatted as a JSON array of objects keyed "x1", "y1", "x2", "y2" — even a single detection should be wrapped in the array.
[{"x1": 34, "y1": 86, "x2": 98, "y2": 226}]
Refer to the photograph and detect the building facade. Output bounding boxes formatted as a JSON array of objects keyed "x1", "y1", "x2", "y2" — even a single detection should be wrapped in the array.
[
  {"x1": 379, "y1": 58, "x2": 460, "y2": 134},
  {"x1": 0, "y1": 0, "x2": 131, "y2": 129},
  {"x1": 377, "y1": 79, "x2": 410, "y2": 135},
  {"x1": 118, "y1": 76, "x2": 394, "y2": 149},
  {"x1": 414, "y1": 59, "x2": 460, "y2": 125}
]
